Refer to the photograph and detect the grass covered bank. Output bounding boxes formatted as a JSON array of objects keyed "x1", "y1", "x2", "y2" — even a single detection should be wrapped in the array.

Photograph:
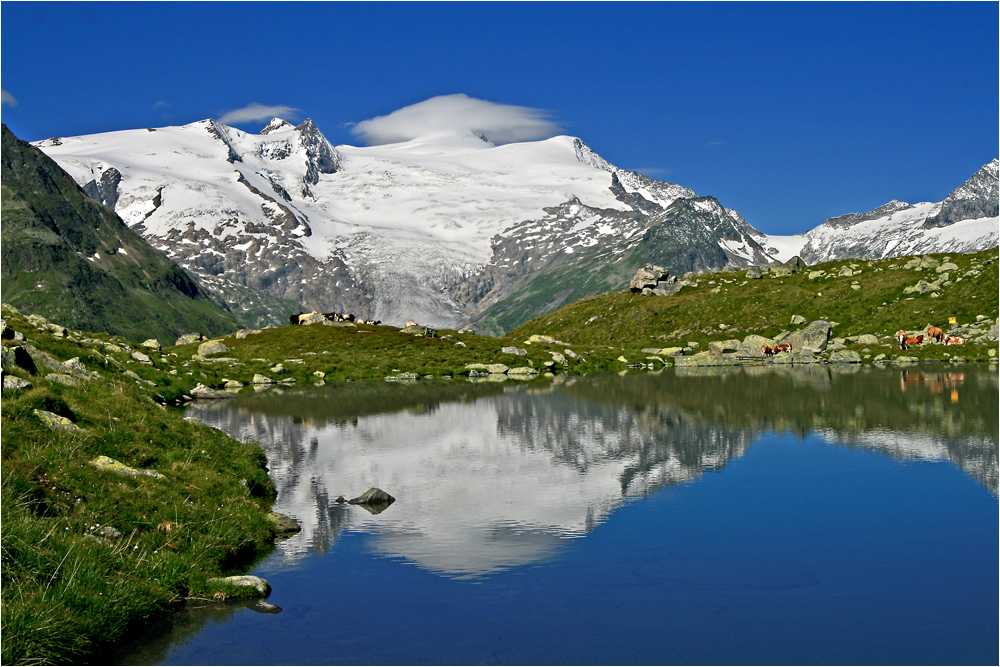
[{"x1": 1, "y1": 348, "x2": 278, "y2": 664}]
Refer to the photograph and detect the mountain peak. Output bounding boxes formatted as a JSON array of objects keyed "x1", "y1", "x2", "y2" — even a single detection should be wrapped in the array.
[{"x1": 261, "y1": 118, "x2": 293, "y2": 135}]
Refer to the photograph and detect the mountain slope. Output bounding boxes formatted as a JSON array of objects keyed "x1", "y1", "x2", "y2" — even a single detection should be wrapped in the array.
[
  {"x1": 1, "y1": 124, "x2": 240, "y2": 343},
  {"x1": 765, "y1": 160, "x2": 999, "y2": 263},
  {"x1": 35, "y1": 119, "x2": 771, "y2": 330}
]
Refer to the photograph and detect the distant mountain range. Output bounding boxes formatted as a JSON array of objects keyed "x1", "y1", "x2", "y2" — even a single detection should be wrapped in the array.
[
  {"x1": 1, "y1": 124, "x2": 240, "y2": 343},
  {"x1": 766, "y1": 159, "x2": 998, "y2": 263},
  {"x1": 29, "y1": 119, "x2": 998, "y2": 333}
]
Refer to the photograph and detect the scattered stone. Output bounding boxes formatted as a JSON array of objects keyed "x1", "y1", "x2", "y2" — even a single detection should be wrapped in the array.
[
  {"x1": 224, "y1": 380, "x2": 244, "y2": 389},
  {"x1": 384, "y1": 372, "x2": 419, "y2": 383},
  {"x1": 486, "y1": 363, "x2": 510, "y2": 374},
  {"x1": 856, "y1": 334, "x2": 880, "y2": 345},
  {"x1": 141, "y1": 339, "x2": 162, "y2": 351},
  {"x1": 502, "y1": 346, "x2": 528, "y2": 356},
  {"x1": 34, "y1": 409, "x2": 84, "y2": 432},
  {"x1": 46, "y1": 373, "x2": 82, "y2": 386},
  {"x1": 838, "y1": 267, "x2": 854, "y2": 277},
  {"x1": 198, "y1": 340, "x2": 229, "y2": 356},
  {"x1": 790, "y1": 315, "x2": 807, "y2": 325},
  {"x1": 507, "y1": 366, "x2": 538, "y2": 376},
  {"x1": 2, "y1": 374, "x2": 32, "y2": 391},
  {"x1": 132, "y1": 351, "x2": 152, "y2": 364},
  {"x1": 267, "y1": 512, "x2": 301, "y2": 535},
  {"x1": 235, "y1": 328, "x2": 262, "y2": 339},
  {"x1": 89, "y1": 455, "x2": 163, "y2": 479},
  {"x1": 893, "y1": 356, "x2": 920, "y2": 365},
  {"x1": 269, "y1": 364, "x2": 286, "y2": 374},
  {"x1": 205, "y1": 575, "x2": 271, "y2": 598},
  {"x1": 919, "y1": 255, "x2": 940, "y2": 269},
  {"x1": 190, "y1": 383, "x2": 236, "y2": 399},
  {"x1": 564, "y1": 349, "x2": 582, "y2": 360}
]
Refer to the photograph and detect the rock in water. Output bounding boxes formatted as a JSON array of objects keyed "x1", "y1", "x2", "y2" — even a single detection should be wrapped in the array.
[{"x1": 348, "y1": 487, "x2": 395, "y2": 505}]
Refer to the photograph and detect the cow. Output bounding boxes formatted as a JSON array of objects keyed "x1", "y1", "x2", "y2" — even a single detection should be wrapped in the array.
[
  {"x1": 760, "y1": 344, "x2": 774, "y2": 357},
  {"x1": 895, "y1": 331, "x2": 923, "y2": 349},
  {"x1": 774, "y1": 343, "x2": 792, "y2": 353},
  {"x1": 944, "y1": 335, "x2": 965, "y2": 345},
  {"x1": 927, "y1": 326, "x2": 945, "y2": 343}
]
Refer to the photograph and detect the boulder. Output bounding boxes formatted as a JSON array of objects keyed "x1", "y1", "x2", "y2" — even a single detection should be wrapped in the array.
[
  {"x1": 33, "y1": 409, "x2": 84, "y2": 432},
  {"x1": 783, "y1": 320, "x2": 832, "y2": 351},
  {"x1": 524, "y1": 334, "x2": 561, "y2": 345},
  {"x1": 501, "y1": 346, "x2": 527, "y2": 356},
  {"x1": 549, "y1": 352, "x2": 568, "y2": 365},
  {"x1": 629, "y1": 264, "x2": 668, "y2": 292},
  {"x1": 936, "y1": 262, "x2": 959, "y2": 273},
  {"x1": 141, "y1": 339, "x2": 162, "y2": 350},
  {"x1": 746, "y1": 267, "x2": 764, "y2": 279},
  {"x1": 837, "y1": 266, "x2": 854, "y2": 277},
  {"x1": 2, "y1": 374, "x2": 32, "y2": 392},
  {"x1": 267, "y1": 512, "x2": 302, "y2": 535},
  {"x1": 674, "y1": 352, "x2": 744, "y2": 367},
  {"x1": 235, "y1": 328, "x2": 262, "y2": 339},
  {"x1": 507, "y1": 366, "x2": 538, "y2": 376},
  {"x1": 790, "y1": 314, "x2": 807, "y2": 325},
  {"x1": 784, "y1": 256, "x2": 807, "y2": 273},
  {"x1": 486, "y1": 363, "x2": 510, "y2": 374},
  {"x1": 919, "y1": 255, "x2": 940, "y2": 269},
  {"x1": 131, "y1": 351, "x2": 152, "y2": 364},
  {"x1": 856, "y1": 334, "x2": 880, "y2": 346},
  {"x1": 348, "y1": 487, "x2": 396, "y2": 505},
  {"x1": 298, "y1": 312, "x2": 326, "y2": 326},
  {"x1": 198, "y1": 340, "x2": 229, "y2": 356},
  {"x1": 252, "y1": 374, "x2": 274, "y2": 385},
  {"x1": 708, "y1": 339, "x2": 741, "y2": 355},
  {"x1": 564, "y1": 349, "x2": 583, "y2": 360},
  {"x1": 190, "y1": 383, "x2": 236, "y2": 399},
  {"x1": 742, "y1": 335, "x2": 777, "y2": 355},
  {"x1": 175, "y1": 333, "x2": 203, "y2": 346},
  {"x1": 828, "y1": 349, "x2": 862, "y2": 364}
]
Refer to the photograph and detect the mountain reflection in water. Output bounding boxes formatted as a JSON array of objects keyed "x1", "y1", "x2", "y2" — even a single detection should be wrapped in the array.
[{"x1": 185, "y1": 365, "x2": 998, "y2": 579}]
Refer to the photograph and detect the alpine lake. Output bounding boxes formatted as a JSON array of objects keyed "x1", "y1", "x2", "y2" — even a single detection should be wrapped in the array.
[{"x1": 116, "y1": 363, "x2": 998, "y2": 666}]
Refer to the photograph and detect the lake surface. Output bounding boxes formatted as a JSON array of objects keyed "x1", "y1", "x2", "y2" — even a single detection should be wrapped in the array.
[{"x1": 119, "y1": 365, "x2": 998, "y2": 666}]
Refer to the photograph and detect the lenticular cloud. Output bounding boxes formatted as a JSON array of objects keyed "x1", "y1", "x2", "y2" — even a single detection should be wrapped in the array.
[
  {"x1": 351, "y1": 94, "x2": 563, "y2": 146},
  {"x1": 219, "y1": 103, "x2": 301, "y2": 125}
]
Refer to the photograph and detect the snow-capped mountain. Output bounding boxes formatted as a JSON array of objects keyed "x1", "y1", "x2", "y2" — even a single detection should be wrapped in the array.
[
  {"x1": 35, "y1": 119, "x2": 771, "y2": 329},
  {"x1": 765, "y1": 160, "x2": 999, "y2": 263}
]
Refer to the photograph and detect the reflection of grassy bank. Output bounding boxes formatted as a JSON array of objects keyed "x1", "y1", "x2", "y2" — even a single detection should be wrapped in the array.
[{"x1": 564, "y1": 366, "x2": 999, "y2": 493}]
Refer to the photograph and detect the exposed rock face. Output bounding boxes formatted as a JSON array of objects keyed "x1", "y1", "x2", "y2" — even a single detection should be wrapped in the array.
[{"x1": 791, "y1": 160, "x2": 999, "y2": 263}]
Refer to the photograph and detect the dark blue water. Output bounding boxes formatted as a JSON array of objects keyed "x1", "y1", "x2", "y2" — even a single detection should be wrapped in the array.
[{"x1": 121, "y1": 366, "x2": 998, "y2": 665}]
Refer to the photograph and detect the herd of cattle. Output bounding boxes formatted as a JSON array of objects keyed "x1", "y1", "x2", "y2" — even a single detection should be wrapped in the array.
[
  {"x1": 895, "y1": 326, "x2": 965, "y2": 350},
  {"x1": 289, "y1": 311, "x2": 381, "y2": 326}
]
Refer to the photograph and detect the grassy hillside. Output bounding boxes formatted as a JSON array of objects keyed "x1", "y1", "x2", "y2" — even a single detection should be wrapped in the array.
[
  {"x1": 1, "y1": 124, "x2": 241, "y2": 345},
  {"x1": 507, "y1": 248, "x2": 999, "y2": 354}
]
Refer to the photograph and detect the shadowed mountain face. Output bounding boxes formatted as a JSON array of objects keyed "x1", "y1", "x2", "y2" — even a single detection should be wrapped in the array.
[
  {"x1": 1, "y1": 124, "x2": 239, "y2": 343},
  {"x1": 185, "y1": 365, "x2": 996, "y2": 578}
]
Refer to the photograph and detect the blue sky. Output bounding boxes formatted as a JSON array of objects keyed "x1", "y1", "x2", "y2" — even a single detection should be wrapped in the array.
[{"x1": 1, "y1": 1, "x2": 996, "y2": 235}]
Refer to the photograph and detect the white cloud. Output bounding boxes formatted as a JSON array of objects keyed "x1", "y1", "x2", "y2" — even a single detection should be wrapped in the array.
[
  {"x1": 351, "y1": 94, "x2": 563, "y2": 146},
  {"x1": 2, "y1": 90, "x2": 19, "y2": 107},
  {"x1": 218, "y1": 102, "x2": 301, "y2": 125}
]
